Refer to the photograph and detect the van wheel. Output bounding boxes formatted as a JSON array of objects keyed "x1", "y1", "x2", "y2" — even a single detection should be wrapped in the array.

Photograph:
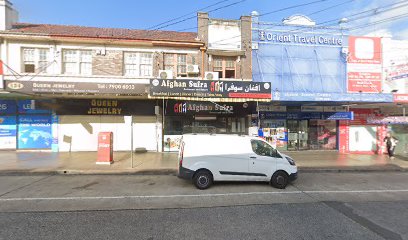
[
  {"x1": 270, "y1": 171, "x2": 289, "y2": 189},
  {"x1": 193, "y1": 170, "x2": 213, "y2": 190}
]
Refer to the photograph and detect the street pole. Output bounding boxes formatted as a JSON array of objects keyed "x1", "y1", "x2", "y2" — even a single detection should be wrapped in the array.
[{"x1": 131, "y1": 116, "x2": 134, "y2": 168}]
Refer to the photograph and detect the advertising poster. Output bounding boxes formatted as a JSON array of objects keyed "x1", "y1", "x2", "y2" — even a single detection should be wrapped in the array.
[
  {"x1": 164, "y1": 135, "x2": 182, "y2": 152},
  {"x1": 18, "y1": 115, "x2": 52, "y2": 149},
  {"x1": 383, "y1": 39, "x2": 408, "y2": 95},
  {"x1": 347, "y1": 36, "x2": 382, "y2": 93},
  {"x1": 0, "y1": 116, "x2": 17, "y2": 149},
  {"x1": 339, "y1": 120, "x2": 350, "y2": 154}
]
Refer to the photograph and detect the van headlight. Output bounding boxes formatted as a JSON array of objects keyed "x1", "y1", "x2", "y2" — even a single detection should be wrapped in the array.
[{"x1": 286, "y1": 156, "x2": 296, "y2": 166}]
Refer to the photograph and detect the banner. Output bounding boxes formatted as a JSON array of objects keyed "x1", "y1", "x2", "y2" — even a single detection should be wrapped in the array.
[
  {"x1": 347, "y1": 36, "x2": 382, "y2": 93},
  {"x1": 0, "y1": 116, "x2": 16, "y2": 149},
  {"x1": 166, "y1": 101, "x2": 253, "y2": 115},
  {"x1": 272, "y1": 91, "x2": 393, "y2": 102},
  {"x1": 17, "y1": 115, "x2": 52, "y2": 149},
  {"x1": 5, "y1": 80, "x2": 147, "y2": 95},
  {"x1": 149, "y1": 79, "x2": 271, "y2": 99}
]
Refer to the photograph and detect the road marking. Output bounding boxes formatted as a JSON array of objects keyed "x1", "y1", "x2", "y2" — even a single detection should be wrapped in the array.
[{"x1": 1, "y1": 189, "x2": 408, "y2": 201}]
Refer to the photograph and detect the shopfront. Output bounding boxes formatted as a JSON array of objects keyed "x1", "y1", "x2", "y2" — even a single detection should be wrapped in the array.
[
  {"x1": 258, "y1": 104, "x2": 353, "y2": 151},
  {"x1": 54, "y1": 99, "x2": 159, "y2": 152},
  {"x1": 0, "y1": 99, "x2": 54, "y2": 150},
  {"x1": 149, "y1": 78, "x2": 272, "y2": 152},
  {"x1": 163, "y1": 100, "x2": 254, "y2": 151}
]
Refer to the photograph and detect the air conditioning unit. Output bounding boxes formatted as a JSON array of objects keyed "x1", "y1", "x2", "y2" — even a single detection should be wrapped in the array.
[
  {"x1": 204, "y1": 71, "x2": 219, "y2": 80},
  {"x1": 158, "y1": 70, "x2": 173, "y2": 79},
  {"x1": 187, "y1": 64, "x2": 199, "y2": 73}
]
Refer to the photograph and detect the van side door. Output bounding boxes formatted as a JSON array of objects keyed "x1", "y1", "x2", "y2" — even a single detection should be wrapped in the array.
[{"x1": 248, "y1": 139, "x2": 279, "y2": 181}]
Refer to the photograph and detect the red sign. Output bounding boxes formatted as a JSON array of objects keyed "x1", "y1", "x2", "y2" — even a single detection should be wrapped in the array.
[
  {"x1": 97, "y1": 132, "x2": 113, "y2": 164},
  {"x1": 347, "y1": 72, "x2": 382, "y2": 92},
  {"x1": 347, "y1": 36, "x2": 382, "y2": 93},
  {"x1": 394, "y1": 94, "x2": 408, "y2": 103},
  {"x1": 339, "y1": 120, "x2": 349, "y2": 154},
  {"x1": 349, "y1": 108, "x2": 381, "y2": 125},
  {"x1": 348, "y1": 36, "x2": 382, "y2": 64}
]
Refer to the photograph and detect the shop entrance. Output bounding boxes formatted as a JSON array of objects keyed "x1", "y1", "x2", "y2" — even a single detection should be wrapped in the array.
[
  {"x1": 308, "y1": 120, "x2": 337, "y2": 150},
  {"x1": 287, "y1": 120, "x2": 308, "y2": 151}
]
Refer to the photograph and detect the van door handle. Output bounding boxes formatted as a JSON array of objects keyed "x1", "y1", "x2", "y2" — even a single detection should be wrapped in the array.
[{"x1": 250, "y1": 156, "x2": 256, "y2": 159}]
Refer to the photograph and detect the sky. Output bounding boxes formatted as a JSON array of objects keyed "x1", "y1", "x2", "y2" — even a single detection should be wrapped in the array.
[{"x1": 11, "y1": 0, "x2": 408, "y2": 39}]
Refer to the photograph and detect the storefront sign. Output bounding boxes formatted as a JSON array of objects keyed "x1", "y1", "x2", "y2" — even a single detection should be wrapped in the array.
[
  {"x1": 258, "y1": 31, "x2": 343, "y2": 46},
  {"x1": 272, "y1": 91, "x2": 393, "y2": 102},
  {"x1": 260, "y1": 112, "x2": 353, "y2": 120},
  {"x1": 322, "y1": 112, "x2": 354, "y2": 120},
  {"x1": 0, "y1": 116, "x2": 16, "y2": 149},
  {"x1": 55, "y1": 99, "x2": 156, "y2": 116},
  {"x1": 323, "y1": 106, "x2": 347, "y2": 112},
  {"x1": 18, "y1": 100, "x2": 52, "y2": 114},
  {"x1": 150, "y1": 79, "x2": 271, "y2": 99},
  {"x1": 367, "y1": 116, "x2": 408, "y2": 124},
  {"x1": 18, "y1": 115, "x2": 52, "y2": 149},
  {"x1": 347, "y1": 36, "x2": 382, "y2": 93},
  {"x1": 301, "y1": 106, "x2": 324, "y2": 112},
  {"x1": 0, "y1": 100, "x2": 17, "y2": 114},
  {"x1": 166, "y1": 101, "x2": 252, "y2": 115},
  {"x1": 394, "y1": 94, "x2": 408, "y2": 103},
  {"x1": 5, "y1": 80, "x2": 147, "y2": 95},
  {"x1": 349, "y1": 108, "x2": 380, "y2": 125},
  {"x1": 257, "y1": 105, "x2": 286, "y2": 112}
]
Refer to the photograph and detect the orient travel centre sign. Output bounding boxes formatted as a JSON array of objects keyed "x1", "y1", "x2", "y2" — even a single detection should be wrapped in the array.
[{"x1": 257, "y1": 31, "x2": 343, "y2": 46}]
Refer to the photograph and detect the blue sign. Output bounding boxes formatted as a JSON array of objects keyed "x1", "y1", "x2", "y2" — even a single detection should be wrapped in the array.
[
  {"x1": 18, "y1": 100, "x2": 52, "y2": 114},
  {"x1": 272, "y1": 92, "x2": 393, "y2": 102},
  {"x1": 0, "y1": 100, "x2": 17, "y2": 114},
  {"x1": 0, "y1": 116, "x2": 17, "y2": 149},
  {"x1": 322, "y1": 112, "x2": 354, "y2": 120},
  {"x1": 257, "y1": 31, "x2": 344, "y2": 46},
  {"x1": 18, "y1": 115, "x2": 52, "y2": 149}
]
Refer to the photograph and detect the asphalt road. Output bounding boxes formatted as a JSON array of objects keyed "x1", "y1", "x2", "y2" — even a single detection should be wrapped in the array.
[{"x1": 1, "y1": 172, "x2": 408, "y2": 240}]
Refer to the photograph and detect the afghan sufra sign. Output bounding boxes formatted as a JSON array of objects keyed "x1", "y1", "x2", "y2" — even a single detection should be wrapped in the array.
[{"x1": 149, "y1": 79, "x2": 271, "y2": 99}]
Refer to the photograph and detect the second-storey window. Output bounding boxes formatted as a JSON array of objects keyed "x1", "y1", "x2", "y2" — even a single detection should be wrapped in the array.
[
  {"x1": 213, "y1": 56, "x2": 236, "y2": 79},
  {"x1": 22, "y1": 48, "x2": 50, "y2": 73},
  {"x1": 62, "y1": 50, "x2": 92, "y2": 75},
  {"x1": 164, "y1": 53, "x2": 187, "y2": 77},
  {"x1": 124, "y1": 52, "x2": 153, "y2": 77}
]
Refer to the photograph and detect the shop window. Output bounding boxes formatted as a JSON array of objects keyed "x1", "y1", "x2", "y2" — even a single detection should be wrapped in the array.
[
  {"x1": 22, "y1": 48, "x2": 50, "y2": 73},
  {"x1": 62, "y1": 49, "x2": 92, "y2": 75},
  {"x1": 212, "y1": 56, "x2": 236, "y2": 79},
  {"x1": 164, "y1": 53, "x2": 187, "y2": 77},
  {"x1": 124, "y1": 52, "x2": 153, "y2": 77}
]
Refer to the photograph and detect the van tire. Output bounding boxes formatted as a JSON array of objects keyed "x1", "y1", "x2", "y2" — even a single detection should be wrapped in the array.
[
  {"x1": 270, "y1": 171, "x2": 289, "y2": 189},
  {"x1": 193, "y1": 170, "x2": 213, "y2": 190}
]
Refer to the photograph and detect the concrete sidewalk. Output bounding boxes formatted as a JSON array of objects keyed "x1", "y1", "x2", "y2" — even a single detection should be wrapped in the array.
[{"x1": 0, "y1": 150, "x2": 407, "y2": 175}]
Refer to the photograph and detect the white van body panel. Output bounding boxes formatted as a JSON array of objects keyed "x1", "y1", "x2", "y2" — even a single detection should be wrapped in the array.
[{"x1": 180, "y1": 134, "x2": 297, "y2": 182}]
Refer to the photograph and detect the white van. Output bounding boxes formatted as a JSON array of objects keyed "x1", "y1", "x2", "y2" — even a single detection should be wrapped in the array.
[{"x1": 178, "y1": 134, "x2": 298, "y2": 190}]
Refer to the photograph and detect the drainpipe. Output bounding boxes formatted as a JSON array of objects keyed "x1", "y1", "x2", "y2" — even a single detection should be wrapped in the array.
[{"x1": 200, "y1": 47, "x2": 205, "y2": 79}]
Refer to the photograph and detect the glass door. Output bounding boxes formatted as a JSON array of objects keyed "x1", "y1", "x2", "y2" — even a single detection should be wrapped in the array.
[
  {"x1": 287, "y1": 120, "x2": 309, "y2": 150},
  {"x1": 287, "y1": 120, "x2": 299, "y2": 150}
]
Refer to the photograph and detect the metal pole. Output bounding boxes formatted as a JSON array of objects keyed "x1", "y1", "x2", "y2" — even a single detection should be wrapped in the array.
[{"x1": 131, "y1": 115, "x2": 134, "y2": 168}]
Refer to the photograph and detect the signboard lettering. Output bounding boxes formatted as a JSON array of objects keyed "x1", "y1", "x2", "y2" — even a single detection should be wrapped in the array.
[{"x1": 150, "y1": 79, "x2": 271, "y2": 99}]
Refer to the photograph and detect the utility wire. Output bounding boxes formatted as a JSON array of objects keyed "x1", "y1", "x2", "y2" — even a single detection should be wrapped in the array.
[{"x1": 146, "y1": 0, "x2": 231, "y2": 30}]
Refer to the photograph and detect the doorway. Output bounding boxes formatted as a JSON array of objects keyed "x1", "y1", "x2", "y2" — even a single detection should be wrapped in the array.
[{"x1": 287, "y1": 120, "x2": 308, "y2": 151}]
